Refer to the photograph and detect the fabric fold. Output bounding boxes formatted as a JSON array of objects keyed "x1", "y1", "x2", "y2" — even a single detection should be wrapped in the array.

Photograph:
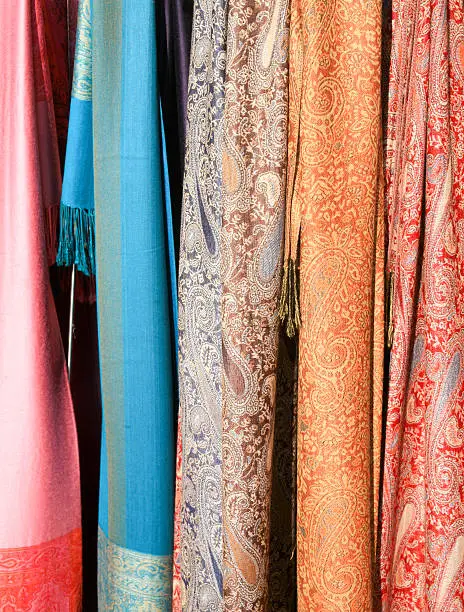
[
  {"x1": 380, "y1": 0, "x2": 464, "y2": 605},
  {"x1": 175, "y1": 0, "x2": 228, "y2": 607},
  {"x1": 221, "y1": 0, "x2": 290, "y2": 608},
  {"x1": 93, "y1": 0, "x2": 176, "y2": 607},
  {"x1": 57, "y1": 0, "x2": 95, "y2": 278},
  {"x1": 285, "y1": 0, "x2": 385, "y2": 607},
  {"x1": 0, "y1": 0, "x2": 82, "y2": 607}
]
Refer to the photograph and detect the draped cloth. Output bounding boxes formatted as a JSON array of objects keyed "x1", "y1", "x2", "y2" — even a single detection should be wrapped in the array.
[
  {"x1": 92, "y1": 0, "x2": 176, "y2": 608},
  {"x1": 221, "y1": 0, "x2": 289, "y2": 608},
  {"x1": 380, "y1": 0, "x2": 464, "y2": 605},
  {"x1": 175, "y1": 0, "x2": 290, "y2": 608},
  {"x1": 282, "y1": 0, "x2": 385, "y2": 607},
  {"x1": 0, "y1": 0, "x2": 82, "y2": 607},
  {"x1": 57, "y1": 0, "x2": 95, "y2": 278},
  {"x1": 174, "y1": 0, "x2": 227, "y2": 607}
]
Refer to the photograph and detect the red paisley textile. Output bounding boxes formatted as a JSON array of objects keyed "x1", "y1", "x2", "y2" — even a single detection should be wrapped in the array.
[
  {"x1": 0, "y1": 530, "x2": 82, "y2": 611},
  {"x1": 381, "y1": 0, "x2": 464, "y2": 606}
]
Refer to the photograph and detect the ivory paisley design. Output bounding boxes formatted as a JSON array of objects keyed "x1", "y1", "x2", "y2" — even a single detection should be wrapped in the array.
[
  {"x1": 284, "y1": 0, "x2": 385, "y2": 608},
  {"x1": 221, "y1": 0, "x2": 289, "y2": 608},
  {"x1": 72, "y1": 0, "x2": 91, "y2": 101},
  {"x1": 177, "y1": 0, "x2": 227, "y2": 607},
  {"x1": 381, "y1": 0, "x2": 464, "y2": 606},
  {"x1": 98, "y1": 529, "x2": 172, "y2": 611}
]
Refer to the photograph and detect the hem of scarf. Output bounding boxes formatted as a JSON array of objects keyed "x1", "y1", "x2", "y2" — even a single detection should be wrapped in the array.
[
  {"x1": 45, "y1": 204, "x2": 60, "y2": 266},
  {"x1": 57, "y1": 204, "x2": 96, "y2": 277},
  {"x1": 0, "y1": 528, "x2": 82, "y2": 609},
  {"x1": 97, "y1": 527, "x2": 172, "y2": 611}
]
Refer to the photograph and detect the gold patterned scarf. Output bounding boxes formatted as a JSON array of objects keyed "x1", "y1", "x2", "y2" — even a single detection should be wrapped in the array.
[{"x1": 281, "y1": 0, "x2": 385, "y2": 607}]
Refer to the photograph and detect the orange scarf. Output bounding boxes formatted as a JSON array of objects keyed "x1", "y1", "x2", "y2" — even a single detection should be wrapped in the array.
[{"x1": 281, "y1": 0, "x2": 385, "y2": 607}]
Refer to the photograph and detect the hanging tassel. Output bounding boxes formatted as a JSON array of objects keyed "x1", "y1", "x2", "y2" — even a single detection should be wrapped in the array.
[
  {"x1": 279, "y1": 257, "x2": 301, "y2": 338},
  {"x1": 56, "y1": 204, "x2": 96, "y2": 276}
]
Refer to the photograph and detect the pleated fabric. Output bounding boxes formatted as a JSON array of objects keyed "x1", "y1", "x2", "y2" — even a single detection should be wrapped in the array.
[
  {"x1": 0, "y1": 0, "x2": 82, "y2": 607},
  {"x1": 92, "y1": 0, "x2": 177, "y2": 608},
  {"x1": 380, "y1": 0, "x2": 464, "y2": 605},
  {"x1": 221, "y1": 0, "x2": 290, "y2": 608},
  {"x1": 282, "y1": 0, "x2": 385, "y2": 607},
  {"x1": 174, "y1": 0, "x2": 227, "y2": 607}
]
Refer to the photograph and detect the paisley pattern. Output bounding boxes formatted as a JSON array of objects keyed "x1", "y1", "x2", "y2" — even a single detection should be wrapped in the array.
[
  {"x1": 177, "y1": 0, "x2": 227, "y2": 607},
  {"x1": 284, "y1": 0, "x2": 385, "y2": 608},
  {"x1": 0, "y1": 529, "x2": 82, "y2": 611},
  {"x1": 72, "y1": 0, "x2": 91, "y2": 101},
  {"x1": 380, "y1": 0, "x2": 464, "y2": 606},
  {"x1": 221, "y1": 0, "x2": 289, "y2": 608},
  {"x1": 98, "y1": 529, "x2": 172, "y2": 611}
]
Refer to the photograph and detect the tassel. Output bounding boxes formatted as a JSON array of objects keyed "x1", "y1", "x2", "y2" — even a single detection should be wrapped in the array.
[
  {"x1": 279, "y1": 257, "x2": 301, "y2": 338},
  {"x1": 56, "y1": 205, "x2": 96, "y2": 276}
]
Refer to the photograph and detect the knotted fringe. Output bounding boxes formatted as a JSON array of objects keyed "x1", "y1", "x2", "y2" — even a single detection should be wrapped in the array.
[
  {"x1": 279, "y1": 257, "x2": 301, "y2": 337},
  {"x1": 57, "y1": 205, "x2": 96, "y2": 276},
  {"x1": 45, "y1": 205, "x2": 60, "y2": 266}
]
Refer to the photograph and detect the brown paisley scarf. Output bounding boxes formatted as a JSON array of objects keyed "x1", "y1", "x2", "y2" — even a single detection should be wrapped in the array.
[{"x1": 221, "y1": 0, "x2": 290, "y2": 608}]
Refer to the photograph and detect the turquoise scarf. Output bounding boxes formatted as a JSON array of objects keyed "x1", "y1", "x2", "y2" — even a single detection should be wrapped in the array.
[{"x1": 92, "y1": 0, "x2": 177, "y2": 607}]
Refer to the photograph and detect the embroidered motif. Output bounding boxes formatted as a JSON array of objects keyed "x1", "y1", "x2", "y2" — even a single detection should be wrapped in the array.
[
  {"x1": 0, "y1": 529, "x2": 82, "y2": 610},
  {"x1": 72, "y1": 0, "x2": 92, "y2": 101},
  {"x1": 98, "y1": 528, "x2": 172, "y2": 611}
]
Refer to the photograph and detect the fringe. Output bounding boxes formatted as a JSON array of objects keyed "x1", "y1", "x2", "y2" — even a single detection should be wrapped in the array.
[
  {"x1": 57, "y1": 205, "x2": 96, "y2": 276},
  {"x1": 279, "y1": 257, "x2": 301, "y2": 338},
  {"x1": 45, "y1": 205, "x2": 60, "y2": 266}
]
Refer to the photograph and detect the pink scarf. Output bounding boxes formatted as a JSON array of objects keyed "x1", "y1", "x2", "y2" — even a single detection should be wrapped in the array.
[{"x1": 0, "y1": 1, "x2": 81, "y2": 607}]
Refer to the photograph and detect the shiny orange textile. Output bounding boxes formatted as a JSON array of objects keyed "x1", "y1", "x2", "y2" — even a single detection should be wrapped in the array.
[{"x1": 284, "y1": 0, "x2": 385, "y2": 607}]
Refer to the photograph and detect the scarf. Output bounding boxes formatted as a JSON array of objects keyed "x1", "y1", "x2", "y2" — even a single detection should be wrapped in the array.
[
  {"x1": 57, "y1": 0, "x2": 95, "y2": 278},
  {"x1": 92, "y1": 0, "x2": 177, "y2": 607},
  {"x1": 381, "y1": 0, "x2": 464, "y2": 604},
  {"x1": 175, "y1": 0, "x2": 227, "y2": 606},
  {"x1": 0, "y1": 0, "x2": 82, "y2": 607},
  {"x1": 176, "y1": 0, "x2": 290, "y2": 608},
  {"x1": 282, "y1": 0, "x2": 385, "y2": 607},
  {"x1": 221, "y1": 0, "x2": 290, "y2": 608}
]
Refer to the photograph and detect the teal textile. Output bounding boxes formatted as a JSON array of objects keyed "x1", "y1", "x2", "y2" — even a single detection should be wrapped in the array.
[
  {"x1": 93, "y1": 0, "x2": 176, "y2": 606},
  {"x1": 57, "y1": 0, "x2": 95, "y2": 276}
]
